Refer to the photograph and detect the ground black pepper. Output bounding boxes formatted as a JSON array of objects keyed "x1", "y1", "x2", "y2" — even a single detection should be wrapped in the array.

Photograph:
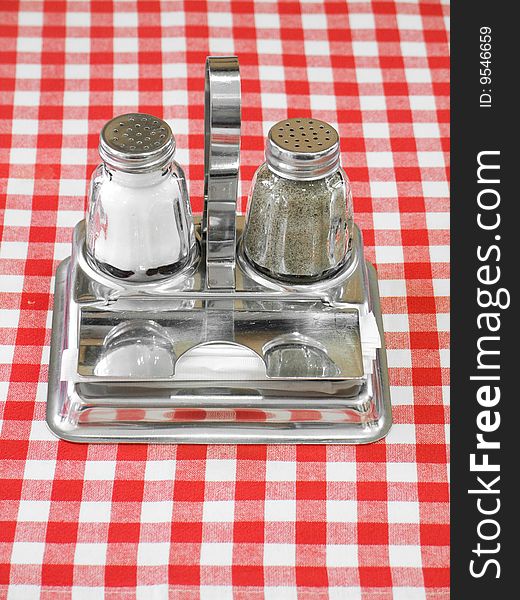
[{"x1": 243, "y1": 163, "x2": 352, "y2": 281}]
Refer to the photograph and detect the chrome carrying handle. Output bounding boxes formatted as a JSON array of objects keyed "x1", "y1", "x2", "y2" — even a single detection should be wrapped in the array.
[{"x1": 203, "y1": 56, "x2": 241, "y2": 290}]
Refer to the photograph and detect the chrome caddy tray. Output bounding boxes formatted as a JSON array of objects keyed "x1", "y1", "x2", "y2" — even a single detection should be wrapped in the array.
[
  {"x1": 46, "y1": 218, "x2": 391, "y2": 444},
  {"x1": 46, "y1": 56, "x2": 391, "y2": 444}
]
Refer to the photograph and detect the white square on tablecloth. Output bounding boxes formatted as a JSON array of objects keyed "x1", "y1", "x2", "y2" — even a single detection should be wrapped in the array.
[
  {"x1": 370, "y1": 181, "x2": 399, "y2": 198},
  {"x1": 393, "y1": 588, "x2": 427, "y2": 600},
  {"x1": 409, "y1": 95, "x2": 437, "y2": 110},
  {"x1": 389, "y1": 544, "x2": 423, "y2": 567},
  {"x1": 301, "y1": 13, "x2": 327, "y2": 29},
  {"x1": 17, "y1": 500, "x2": 51, "y2": 522},
  {"x1": 200, "y1": 542, "x2": 233, "y2": 566},
  {"x1": 326, "y1": 500, "x2": 357, "y2": 523},
  {"x1": 205, "y1": 459, "x2": 236, "y2": 481},
  {"x1": 137, "y1": 542, "x2": 171, "y2": 566},
  {"x1": 375, "y1": 245, "x2": 404, "y2": 264},
  {"x1": 387, "y1": 463, "x2": 418, "y2": 483},
  {"x1": 397, "y1": 15, "x2": 423, "y2": 30},
  {"x1": 202, "y1": 500, "x2": 235, "y2": 523},
  {"x1": 263, "y1": 543, "x2": 296, "y2": 566},
  {"x1": 265, "y1": 461, "x2": 296, "y2": 482},
  {"x1": 357, "y1": 69, "x2": 383, "y2": 83},
  {"x1": 141, "y1": 501, "x2": 174, "y2": 523},
  {"x1": 74, "y1": 543, "x2": 108, "y2": 566},
  {"x1": 18, "y1": 12, "x2": 44, "y2": 26},
  {"x1": 326, "y1": 544, "x2": 358, "y2": 567},
  {"x1": 326, "y1": 462, "x2": 356, "y2": 482},
  {"x1": 144, "y1": 460, "x2": 176, "y2": 481},
  {"x1": 373, "y1": 211, "x2": 401, "y2": 229},
  {"x1": 352, "y1": 41, "x2": 379, "y2": 57},
  {"x1": 423, "y1": 181, "x2": 450, "y2": 198},
  {"x1": 10, "y1": 542, "x2": 45, "y2": 565},
  {"x1": 382, "y1": 314, "x2": 409, "y2": 333},
  {"x1": 254, "y1": 13, "x2": 280, "y2": 29},
  {"x1": 401, "y1": 42, "x2": 428, "y2": 57},
  {"x1": 66, "y1": 12, "x2": 91, "y2": 27},
  {"x1": 83, "y1": 461, "x2": 117, "y2": 481},
  {"x1": 349, "y1": 14, "x2": 375, "y2": 29},
  {"x1": 23, "y1": 460, "x2": 56, "y2": 480},
  {"x1": 264, "y1": 499, "x2": 296, "y2": 522},
  {"x1": 79, "y1": 501, "x2": 112, "y2": 523},
  {"x1": 386, "y1": 424, "x2": 417, "y2": 445},
  {"x1": 17, "y1": 37, "x2": 42, "y2": 52},
  {"x1": 360, "y1": 95, "x2": 386, "y2": 110}
]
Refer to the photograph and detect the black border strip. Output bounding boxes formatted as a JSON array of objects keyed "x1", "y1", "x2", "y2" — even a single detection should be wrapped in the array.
[{"x1": 451, "y1": 2, "x2": 513, "y2": 596}]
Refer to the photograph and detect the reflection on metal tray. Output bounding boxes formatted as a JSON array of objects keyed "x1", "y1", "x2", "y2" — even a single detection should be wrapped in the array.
[
  {"x1": 47, "y1": 218, "x2": 391, "y2": 444},
  {"x1": 77, "y1": 303, "x2": 363, "y2": 380}
]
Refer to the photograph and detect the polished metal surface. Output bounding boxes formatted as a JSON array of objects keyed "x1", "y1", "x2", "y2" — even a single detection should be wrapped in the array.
[
  {"x1": 203, "y1": 56, "x2": 241, "y2": 289},
  {"x1": 46, "y1": 217, "x2": 391, "y2": 444},
  {"x1": 76, "y1": 304, "x2": 363, "y2": 380},
  {"x1": 265, "y1": 118, "x2": 340, "y2": 181},
  {"x1": 99, "y1": 113, "x2": 176, "y2": 173}
]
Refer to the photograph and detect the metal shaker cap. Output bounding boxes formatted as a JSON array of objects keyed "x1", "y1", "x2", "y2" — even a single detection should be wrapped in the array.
[
  {"x1": 99, "y1": 113, "x2": 176, "y2": 173},
  {"x1": 265, "y1": 118, "x2": 340, "y2": 181}
]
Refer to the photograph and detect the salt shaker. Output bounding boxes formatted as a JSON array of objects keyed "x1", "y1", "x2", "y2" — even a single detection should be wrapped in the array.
[
  {"x1": 243, "y1": 118, "x2": 353, "y2": 282},
  {"x1": 86, "y1": 113, "x2": 196, "y2": 281}
]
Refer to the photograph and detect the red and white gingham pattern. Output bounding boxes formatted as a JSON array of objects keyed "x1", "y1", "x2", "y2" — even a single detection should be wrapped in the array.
[{"x1": 0, "y1": 1, "x2": 449, "y2": 598}]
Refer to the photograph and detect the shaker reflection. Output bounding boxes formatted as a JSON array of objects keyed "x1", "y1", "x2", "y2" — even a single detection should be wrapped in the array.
[
  {"x1": 94, "y1": 320, "x2": 176, "y2": 378},
  {"x1": 263, "y1": 333, "x2": 341, "y2": 378}
]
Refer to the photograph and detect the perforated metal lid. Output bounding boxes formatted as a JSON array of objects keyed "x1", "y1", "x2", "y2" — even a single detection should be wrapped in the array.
[
  {"x1": 265, "y1": 118, "x2": 341, "y2": 181},
  {"x1": 99, "y1": 113, "x2": 176, "y2": 173}
]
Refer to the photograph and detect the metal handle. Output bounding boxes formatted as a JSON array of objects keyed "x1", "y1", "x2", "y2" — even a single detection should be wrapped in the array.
[{"x1": 203, "y1": 56, "x2": 241, "y2": 290}]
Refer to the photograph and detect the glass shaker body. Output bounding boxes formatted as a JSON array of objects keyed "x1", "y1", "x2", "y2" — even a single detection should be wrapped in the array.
[
  {"x1": 243, "y1": 118, "x2": 353, "y2": 282},
  {"x1": 243, "y1": 163, "x2": 352, "y2": 281},
  {"x1": 85, "y1": 113, "x2": 196, "y2": 282}
]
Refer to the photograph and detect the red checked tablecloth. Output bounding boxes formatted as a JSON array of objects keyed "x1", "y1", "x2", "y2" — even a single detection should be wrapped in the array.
[{"x1": 0, "y1": 1, "x2": 450, "y2": 598}]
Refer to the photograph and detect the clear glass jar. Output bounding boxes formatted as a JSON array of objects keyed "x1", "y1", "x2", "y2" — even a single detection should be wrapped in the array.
[
  {"x1": 86, "y1": 113, "x2": 196, "y2": 282},
  {"x1": 243, "y1": 118, "x2": 353, "y2": 282}
]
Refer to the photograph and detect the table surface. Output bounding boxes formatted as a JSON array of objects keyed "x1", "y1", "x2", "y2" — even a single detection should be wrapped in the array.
[{"x1": 0, "y1": 1, "x2": 449, "y2": 598}]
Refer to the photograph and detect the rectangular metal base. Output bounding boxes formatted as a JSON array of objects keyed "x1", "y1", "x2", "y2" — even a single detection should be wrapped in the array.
[{"x1": 46, "y1": 220, "x2": 391, "y2": 444}]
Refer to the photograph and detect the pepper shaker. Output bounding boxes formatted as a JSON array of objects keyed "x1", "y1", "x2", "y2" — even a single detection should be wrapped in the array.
[
  {"x1": 243, "y1": 118, "x2": 353, "y2": 282},
  {"x1": 86, "y1": 113, "x2": 196, "y2": 282}
]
